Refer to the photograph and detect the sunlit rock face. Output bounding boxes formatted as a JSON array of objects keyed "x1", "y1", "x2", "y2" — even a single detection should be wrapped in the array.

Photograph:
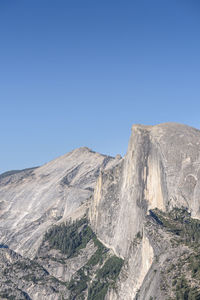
[
  {"x1": 0, "y1": 147, "x2": 117, "y2": 258},
  {"x1": 1, "y1": 122, "x2": 200, "y2": 299},
  {"x1": 90, "y1": 123, "x2": 200, "y2": 252},
  {"x1": 89, "y1": 122, "x2": 200, "y2": 298}
]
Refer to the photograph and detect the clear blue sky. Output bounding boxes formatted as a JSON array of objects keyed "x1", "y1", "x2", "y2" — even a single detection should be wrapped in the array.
[{"x1": 0, "y1": 0, "x2": 200, "y2": 173}]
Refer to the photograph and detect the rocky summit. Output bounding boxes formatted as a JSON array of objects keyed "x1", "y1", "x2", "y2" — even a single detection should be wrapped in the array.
[{"x1": 1, "y1": 123, "x2": 200, "y2": 300}]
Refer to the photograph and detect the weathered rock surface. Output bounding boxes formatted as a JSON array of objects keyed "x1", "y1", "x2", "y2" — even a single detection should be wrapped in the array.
[
  {"x1": 0, "y1": 246, "x2": 70, "y2": 300},
  {"x1": 1, "y1": 122, "x2": 200, "y2": 299},
  {"x1": 90, "y1": 123, "x2": 200, "y2": 252},
  {"x1": 89, "y1": 122, "x2": 200, "y2": 299},
  {"x1": 0, "y1": 147, "x2": 118, "y2": 259},
  {"x1": 36, "y1": 239, "x2": 97, "y2": 282}
]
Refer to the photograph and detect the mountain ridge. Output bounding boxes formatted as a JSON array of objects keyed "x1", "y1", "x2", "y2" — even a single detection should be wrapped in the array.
[{"x1": 1, "y1": 122, "x2": 200, "y2": 299}]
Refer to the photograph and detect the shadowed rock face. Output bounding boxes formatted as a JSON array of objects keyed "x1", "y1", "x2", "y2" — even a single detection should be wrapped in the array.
[
  {"x1": 0, "y1": 147, "x2": 118, "y2": 258},
  {"x1": 1, "y1": 122, "x2": 200, "y2": 300}
]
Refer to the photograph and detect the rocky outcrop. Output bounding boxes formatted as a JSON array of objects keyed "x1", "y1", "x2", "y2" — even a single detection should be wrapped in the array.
[
  {"x1": 1, "y1": 122, "x2": 200, "y2": 299},
  {"x1": 89, "y1": 122, "x2": 200, "y2": 298},
  {"x1": 0, "y1": 147, "x2": 118, "y2": 258}
]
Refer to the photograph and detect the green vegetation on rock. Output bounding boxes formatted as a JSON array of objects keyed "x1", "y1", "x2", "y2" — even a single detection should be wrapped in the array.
[
  {"x1": 175, "y1": 276, "x2": 200, "y2": 300},
  {"x1": 88, "y1": 256, "x2": 124, "y2": 300},
  {"x1": 150, "y1": 208, "x2": 200, "y2": 299},
  {"x1": 150, "y1": 207, "x2": 200, "y2": 246},
  {"x1": 44, "y1": 218, "x2": 94, "y2": 258},
  {"x1": 68, "y1": 254, "x2": 124, "y2": 300},
  {"x1": 46, "y1": 218, "x2": 124, "y2": 299}
]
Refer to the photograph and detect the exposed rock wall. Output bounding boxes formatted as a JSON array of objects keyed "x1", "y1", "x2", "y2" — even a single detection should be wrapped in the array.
[
  {"x1": 90, "y1": 122, "x2": 200, "y2": 299},
  {"x1": 1, "y1": 122, "x2": 200, "y2": 299},
  {"x1": 0, "y1": 147, "x2": 118, "y2": 258}
]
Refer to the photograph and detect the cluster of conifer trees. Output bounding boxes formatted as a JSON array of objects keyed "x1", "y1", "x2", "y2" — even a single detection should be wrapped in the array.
[{"x1": 44, "y1": 218, "x2": 94, "y2": 258}]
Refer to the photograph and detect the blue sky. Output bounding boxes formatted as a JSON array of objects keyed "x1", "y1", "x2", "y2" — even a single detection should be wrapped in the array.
[{"x1": 0, "y1": 0, "x2": 200, "y2": 173}]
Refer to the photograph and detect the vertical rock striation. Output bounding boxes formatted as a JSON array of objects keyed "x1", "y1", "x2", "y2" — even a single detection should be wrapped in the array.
[
  {"x1": 89, "y1": 122, "x2": 200, "y2": 298},
  {"x1": 0, "y1": 147, "x2": 118, "y2": 258},
  {"x1": 1, "y1": 122, "x2": 200, "y2": 299}
]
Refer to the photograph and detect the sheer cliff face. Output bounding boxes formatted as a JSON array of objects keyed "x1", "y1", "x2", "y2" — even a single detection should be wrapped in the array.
[
  {"x1": 1, "y1": 122, "x2": 200, "y2": 299},
  {"x1": 89, "y1": 123, "x2": 200, "y2": 298},
  {"x1": 90, "y1": 123, "x2": 200, "y2": 254}
]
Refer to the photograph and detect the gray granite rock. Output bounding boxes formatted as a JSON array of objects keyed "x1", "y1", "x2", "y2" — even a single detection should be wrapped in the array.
[
  {"x1": 0, "y1": 147, "x2": 117, "y2": 259},
  {"x1": 1, "y1": 122, "x2": 200, "y2": 299},
  {"x1": 90, "y1": 123, "x2": 200, "y2": 299}
]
